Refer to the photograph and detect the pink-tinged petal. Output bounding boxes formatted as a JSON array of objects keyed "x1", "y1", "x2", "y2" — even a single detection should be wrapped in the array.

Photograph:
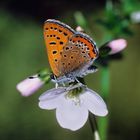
[
  {"x1": 16, "y1": 75, "x2": 44, "y2": 97},
  {"x1": 81, "y1": 88, "x2": 108, "y2": 116},
  {"x1": 56, "y1": 96, "x2": 88, "y2": 131},
  {"x1": 108, "y1": 39, "x2": 127, "y2": 54},
  {"x1": 38, "y1": 88, "x2": 67, "y2": 110}
]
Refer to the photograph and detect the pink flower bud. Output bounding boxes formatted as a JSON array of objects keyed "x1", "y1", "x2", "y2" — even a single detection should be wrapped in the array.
[
  {"x1": 108, "y1": 39, "x2": 127, "y2": 55},
  {"x1": 16, "y1": 75, "x2": 44, "y2": 97},
  {"x1": 75, "y1": 26, "x2": 84, "y2": 32}
]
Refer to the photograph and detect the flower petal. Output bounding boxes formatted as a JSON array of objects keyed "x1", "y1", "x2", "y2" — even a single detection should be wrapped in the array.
[
  {"x1": 39, "y1": 87, "x2": 67, "y2": 101},
  {"x1": 39, "y1": 87, "x2": 67, "y2": 110},
  {"x1": 56, "y1": 96, "x2": 88, "y2": 131},
  {"x1": 81, "y1": 88, "x2": 108, "y2": 116}
]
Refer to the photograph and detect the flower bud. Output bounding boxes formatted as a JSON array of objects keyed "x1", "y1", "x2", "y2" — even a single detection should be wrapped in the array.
[
  {"x1": 75, "y1": 26, "x2": 84, "y2": 32},
  {"x1": 108, "y1": 39, "x2": 127, "y2": 55},
  {"x1": 16, "y1": 75, "x2": 44, "y2": 97}
]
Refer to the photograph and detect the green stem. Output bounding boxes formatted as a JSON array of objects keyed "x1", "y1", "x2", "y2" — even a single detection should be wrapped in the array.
[{"x1": 98, "y1": 67, "x2": 110, "y2": 140}]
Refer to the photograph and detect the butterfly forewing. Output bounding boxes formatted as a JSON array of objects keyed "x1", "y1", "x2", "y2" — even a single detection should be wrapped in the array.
[{"x1": 44, "y1": 19, "x2": 75, "y2": 77}]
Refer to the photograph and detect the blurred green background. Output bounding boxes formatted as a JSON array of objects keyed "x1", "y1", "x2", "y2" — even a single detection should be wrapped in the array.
[{"x1": 0, "y1": 0, "x2": 140, "y2": 140}]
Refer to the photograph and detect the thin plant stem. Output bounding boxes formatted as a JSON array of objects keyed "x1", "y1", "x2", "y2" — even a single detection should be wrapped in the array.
[{"x1": 89, "y1": 113, "x2": 101, "y2": 140}]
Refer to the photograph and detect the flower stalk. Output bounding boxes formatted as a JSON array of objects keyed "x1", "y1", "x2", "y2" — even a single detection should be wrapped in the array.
[{"x1": 89, "y1": 113, "x2": 101, "y2": 140}]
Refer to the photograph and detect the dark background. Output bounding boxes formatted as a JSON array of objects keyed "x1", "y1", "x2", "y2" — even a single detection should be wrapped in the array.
[{"x1": 0, "y1": 0, "x2": 140, "y2": 140}]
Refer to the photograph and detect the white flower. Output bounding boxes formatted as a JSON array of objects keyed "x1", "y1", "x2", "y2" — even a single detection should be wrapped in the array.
[
  {"x1": 107, "y1": 39, "x2": 127, "y2": 55},
  {"x1": 39, "y1": 86, "x2": 108, "y2": 131},
  {"x1": 131, "y1": 11, "x2": 140, "y2": 23},
  {"x1": 16, "y1": 75, "x2": 44, "y2": 97}
]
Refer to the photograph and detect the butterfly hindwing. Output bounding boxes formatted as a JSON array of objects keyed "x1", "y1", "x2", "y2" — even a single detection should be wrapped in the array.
[{"x1": 59, "y1": 32, "x2": 98, "y2": 75}]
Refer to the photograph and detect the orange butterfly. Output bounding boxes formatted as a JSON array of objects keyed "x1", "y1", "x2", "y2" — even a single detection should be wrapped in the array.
[{"x1": 44, "y1": 19, "x2": 99, "y2": 83}]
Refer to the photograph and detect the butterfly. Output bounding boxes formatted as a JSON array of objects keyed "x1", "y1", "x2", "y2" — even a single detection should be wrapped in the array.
[{"x1": 44, "y1": 19, "x2": 99, "y2": 84}]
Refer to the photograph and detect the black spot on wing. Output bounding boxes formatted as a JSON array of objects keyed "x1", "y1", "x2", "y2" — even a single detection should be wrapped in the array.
[{"x1": 50, "y1": 42, "x2": 56, "y2": 45}]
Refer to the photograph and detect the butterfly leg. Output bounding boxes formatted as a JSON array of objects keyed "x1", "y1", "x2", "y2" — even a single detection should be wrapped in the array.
[
  {"x1": 74, "y1": 78, "x2": 87, "y2": 88},
  {"x1": 62, "y1": 82, "x2": 66, "y2": 87},
  {"x1": 55, "y1": 83, "x2": 59, "y2": 89},
  {"x1": 66, "y1": 82, "x2": 85, "y2": 91},
  {"x1": 53, "y1": 75, "x2": 59, "y2": 89}
]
